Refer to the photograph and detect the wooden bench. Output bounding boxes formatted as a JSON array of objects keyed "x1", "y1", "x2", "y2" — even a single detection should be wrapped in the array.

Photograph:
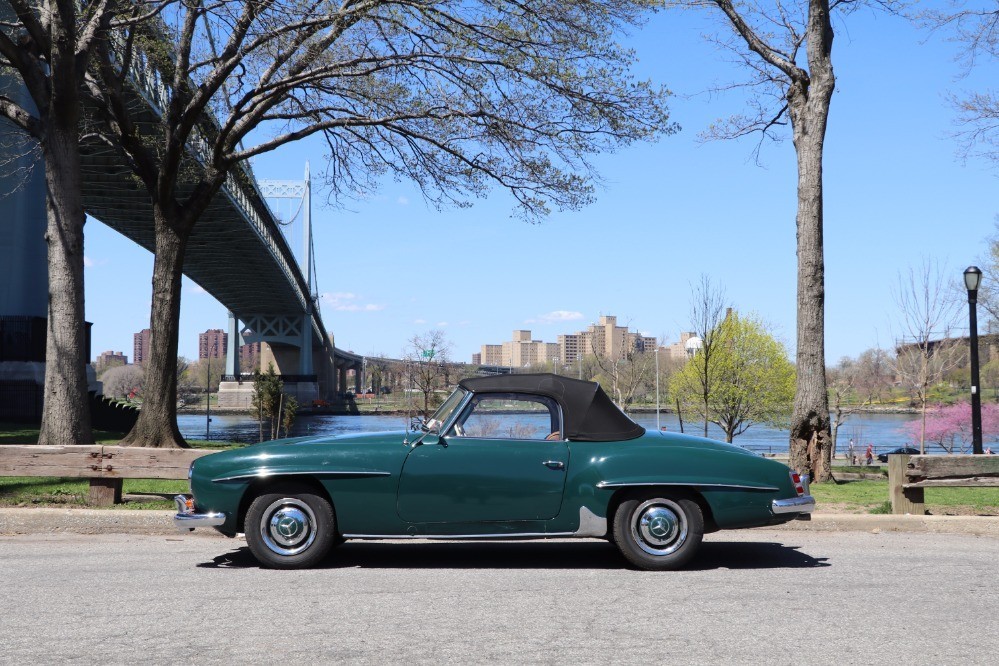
[
  {"x1": 888, "y1": 454, "x2": 999, "y2": 515},
  {"x1": 0, "y1": 445, "x2": 221, "y2": 506}
]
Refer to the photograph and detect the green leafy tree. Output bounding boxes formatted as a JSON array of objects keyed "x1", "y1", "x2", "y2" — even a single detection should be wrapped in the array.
[
  {"x1": 250, "y1": 363, "x2": 284, "y2": 442},
  {"x1": 671, "y1": 313, "x2": 795, "y2": 443},
  {"x1": 281, "y1": 394, "x2": 299, "y2": 439}
]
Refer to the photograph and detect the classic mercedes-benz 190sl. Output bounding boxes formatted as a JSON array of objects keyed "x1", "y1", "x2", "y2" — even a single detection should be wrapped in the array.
[{"x1": 175, "y1": 374, "x2": 814, "y2": 570}]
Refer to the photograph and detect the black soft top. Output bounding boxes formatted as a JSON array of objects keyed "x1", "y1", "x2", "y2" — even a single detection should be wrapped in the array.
[{"x1": 458, "y1": 373, "x2": 646, "y2": 442}]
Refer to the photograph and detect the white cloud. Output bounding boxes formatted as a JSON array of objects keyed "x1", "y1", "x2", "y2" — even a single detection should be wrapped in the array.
[
  {"x1": 83, "y1": 256, "x2": 95, "y2": 268},
  {"x1": 189, "y1": 284, "x2": 208, "y2": 295},
  {"x1": 413, "y1": 319, "x2": 427, "y2": 324},
  {"x1": 536, "y1": 310, "x2": 584, "y2": 324},
  {"x1": 320, "y1": 292, "x2": 384, "y2": 312},
  {"x1": 436, "y1": 321, "x2": 449, "y2": 327},
  {"x1": 397, "y1": 196, "x2": 410, "y2": 205}
]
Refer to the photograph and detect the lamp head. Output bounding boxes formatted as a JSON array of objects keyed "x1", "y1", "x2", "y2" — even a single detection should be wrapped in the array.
[{"x1": 964, "y1": 266, "x2": 983, "y2": 293}]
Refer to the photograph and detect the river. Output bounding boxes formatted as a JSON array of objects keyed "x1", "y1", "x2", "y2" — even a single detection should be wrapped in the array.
[{"x1": 178, "y1": 410, "x2": 927, "y2": 456}]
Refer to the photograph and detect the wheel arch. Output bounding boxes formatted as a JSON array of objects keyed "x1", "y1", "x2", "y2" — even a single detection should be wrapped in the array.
[
  {"x1": 236, "y1": 474, "x2": 337, "y2": 534},
  {"x1": 606, "y1": 485, "x2": 718, "y2": 534}
]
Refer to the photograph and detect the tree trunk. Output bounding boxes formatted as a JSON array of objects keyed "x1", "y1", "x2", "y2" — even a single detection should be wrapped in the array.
[
  {"x1": 37, "y1": 125, "x2": 94, "y2": 446},
  {"x1": 120, "y1": 211, "x2": 189, "y2": 448},
  {"x1": 786, "y1": 8, "x2": 835, "y2": 481},
  {"x1": 37, "y1": 4, "x2": 94, "y2": 447}
]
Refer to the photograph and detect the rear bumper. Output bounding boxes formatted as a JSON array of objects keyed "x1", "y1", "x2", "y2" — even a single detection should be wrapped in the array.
[
  {"x1": 173, "y1": 495, "x2": 226, "y2": 532},
  {"x1": 772, "y1": 495, "x2": 816, "y2": 515}
]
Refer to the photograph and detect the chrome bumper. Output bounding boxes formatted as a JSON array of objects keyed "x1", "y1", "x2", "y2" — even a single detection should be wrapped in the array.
[
  {"x1": 772, "y1": 495, "x2": 816, "y2": 515},
  {"x1": 173, "y1": 495, "x2": 226, "y2": 532}
]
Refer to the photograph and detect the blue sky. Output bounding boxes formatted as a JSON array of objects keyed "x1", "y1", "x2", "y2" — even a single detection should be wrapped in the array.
[{"x1": 82, "y1": 7, "x2": 998, "y2": 365}]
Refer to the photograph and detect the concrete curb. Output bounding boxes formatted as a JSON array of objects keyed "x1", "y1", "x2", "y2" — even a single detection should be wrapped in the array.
[
  {"x1": 1, "y1": 507, "x2": 997, "y2": 538},
  {"x1": 774, "y1": 513, "x2": 999, "y2": 538},
  {"x1": 0, "y1": 508, "x2": 209, "y2": 537}
]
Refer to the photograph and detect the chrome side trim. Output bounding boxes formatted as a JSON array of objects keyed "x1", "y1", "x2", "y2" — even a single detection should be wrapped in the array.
[
  {"x1": 596, "y1": 481, "x2": 779, "y2": 492},
  {"x1": 574, "y1": 506, "x2": 608, "y2": 537},
  {"x1": 212, "y1": 469, "x2": 391, "y2": 483},
  {"x1": 342, "y1": 532, "x2": 576, "y2": 540},
  {"x1": 771, "y1": 495, "x2": 816, "y2": 514}
]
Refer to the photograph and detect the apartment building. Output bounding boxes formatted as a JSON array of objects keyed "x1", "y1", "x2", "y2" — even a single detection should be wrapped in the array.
[
  {"x1": 199, "y1": 329, "x2": 227, "y2": 359},
  {"x1": 664, "y1": 332, "x2": 702, "y2": 360},
  {"x1": 133, "y1": 329, "x2": 151, "y2": 365},
  {"x1": 96, "y1": 350, "x2": 128, "y2": 369},
  {"x1": 559, "y1": 316, "x2": 657, "y2": 363},
  {"x1": 477, "y1": 316, "x2": 661, "y2": 367}
]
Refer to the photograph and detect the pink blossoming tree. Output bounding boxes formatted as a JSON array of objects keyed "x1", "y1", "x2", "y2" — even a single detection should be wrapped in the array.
[{"x1": 899, "y1": 402, "x2": 999, "y2": 453}]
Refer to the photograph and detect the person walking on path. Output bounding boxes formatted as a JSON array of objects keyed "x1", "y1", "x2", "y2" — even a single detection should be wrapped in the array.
[{"x1": 865, "y1": 443, "x2": 874, "y2": 466}]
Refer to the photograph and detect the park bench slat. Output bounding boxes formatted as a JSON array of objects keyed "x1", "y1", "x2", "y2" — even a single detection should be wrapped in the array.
[
  {"x1": 905, "y1": 455, "x2": 999, "y2": 481},
  {"x1": 98, "y1": 446, "x2": 217, "y2": 480},
  {"x1": 0, "y1": 445, "x2": 104, "y2": 477},
  {"x1": 903, "y1": 477, "x2": 999, "y2": 488}
]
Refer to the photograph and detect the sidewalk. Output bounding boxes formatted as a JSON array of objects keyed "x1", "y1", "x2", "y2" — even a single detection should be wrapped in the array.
[{"x1": 2, "y1": 507, "x2": 998, "y2": 538}]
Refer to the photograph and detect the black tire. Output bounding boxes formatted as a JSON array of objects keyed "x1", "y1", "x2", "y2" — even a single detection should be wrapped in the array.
[
  {"x1": 612, "y1": 492, "x2": 704, "y2": 571},
  {"x1": 244, "y1": 483, "x2": 337, "y2": 569}
]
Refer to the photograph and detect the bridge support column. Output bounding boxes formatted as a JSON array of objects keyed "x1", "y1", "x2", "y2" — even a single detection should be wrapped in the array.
[
  {"x1": 300, "y1": 314, "x2": 312, "y2": 376},
  {"x1": 225, "y1": 311, "x2": 240, "y2": 377}
]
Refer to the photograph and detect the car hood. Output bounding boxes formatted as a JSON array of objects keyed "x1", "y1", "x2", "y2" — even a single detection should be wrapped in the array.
[{"x1": 192, "y1": 430, "x2": 412, "y2": 482}]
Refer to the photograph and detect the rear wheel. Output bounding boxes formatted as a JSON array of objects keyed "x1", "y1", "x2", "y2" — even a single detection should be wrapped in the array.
[
  {"x1": 613, "y1": 492, "x2": 704, "y2": 571},
  {"x1": 244, "y1": 484, "x2": 336, "y2": 569}
]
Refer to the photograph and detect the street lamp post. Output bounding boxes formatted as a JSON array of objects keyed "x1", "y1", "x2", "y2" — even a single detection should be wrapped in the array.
[{"x1": 965, "y1": 266, "x2": 983, "y2": 455}]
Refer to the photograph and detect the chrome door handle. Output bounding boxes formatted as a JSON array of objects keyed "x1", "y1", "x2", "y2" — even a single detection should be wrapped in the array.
[{"x1": 543, "y1": 460, "x2": 565, "y2": 470}]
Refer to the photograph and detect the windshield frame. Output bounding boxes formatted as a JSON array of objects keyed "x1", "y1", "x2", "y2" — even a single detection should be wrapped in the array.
[{"x1": 423, "y1": 388, "x2": 470, "y2": 434}]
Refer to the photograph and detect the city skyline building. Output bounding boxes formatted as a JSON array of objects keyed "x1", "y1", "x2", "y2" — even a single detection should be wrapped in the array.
[
  {"x1": 475, "y1": 316, "x2": 659, "y2": 368},
  {"x1": 133, "y1": 329, "x2": 151, "y2": 365},
  {"x1": 96, "y1": 350, "x2": 128, "y2": 370},
  {"x1": 199, "y1": 329, "x2": 227, "y2": 360}
]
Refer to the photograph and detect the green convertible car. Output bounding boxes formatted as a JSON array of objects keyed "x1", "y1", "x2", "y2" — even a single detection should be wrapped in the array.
[{"x1": 175, "y1": 373, "x2": 815, "y2": 570}]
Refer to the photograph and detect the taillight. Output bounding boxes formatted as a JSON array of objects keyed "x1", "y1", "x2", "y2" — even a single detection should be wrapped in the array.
[{"x1": 790, "y1": 472, "x2": 805, "y2": 496}]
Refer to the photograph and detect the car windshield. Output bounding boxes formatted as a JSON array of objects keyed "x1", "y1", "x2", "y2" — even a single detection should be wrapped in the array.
[{"x1": 423, "y1": 388, "x2": 468, "y2": 433}]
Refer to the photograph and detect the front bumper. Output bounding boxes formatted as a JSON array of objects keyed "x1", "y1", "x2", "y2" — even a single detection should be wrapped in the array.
[
  {"x1": 771, "y1": 495, "x2": 816, "y2": 515},
  {"x1": 173, "y1": 495, "x2": 226, "y2": 532}
]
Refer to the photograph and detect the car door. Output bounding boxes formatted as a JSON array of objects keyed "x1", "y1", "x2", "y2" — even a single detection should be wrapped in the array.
[{"x1": 396, "y1": 393, "x2": 568, "y2": 523}]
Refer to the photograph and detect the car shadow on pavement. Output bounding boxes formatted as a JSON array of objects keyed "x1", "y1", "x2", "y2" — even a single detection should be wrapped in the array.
[
  {"x1": 197, "y1": 539, "x2": 828, "y2": 571},
  {"x1": 689, "y1": 541, "x2": 829, "y2": 570}
]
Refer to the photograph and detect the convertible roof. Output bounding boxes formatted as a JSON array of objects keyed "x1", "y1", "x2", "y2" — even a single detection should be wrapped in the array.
[{"x1": 458, "y1": 373, "x2": 646, "y2": 442}]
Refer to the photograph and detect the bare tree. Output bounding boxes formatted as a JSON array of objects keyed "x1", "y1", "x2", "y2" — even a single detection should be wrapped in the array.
[
  {"x1": 404, "y1": 330, "x2": 453, "y2": 418},
  {"x1": 674, "y1": 275, "x2": 727, "y2": 437},
  {"x1": 828, "y1": 347, "x2": 892, "y2": 456},
  {"x1": 89, "y1": 0, "x2": 673, "y2": 448},
  {"x1": 978, "y1": 221, "x2": 999, "y2": 330},
  {"x1": 100, "y1": 364, "x2": 144, "y2": 400},
  {"x1": 0, "y1": 0, "x2": 128, "y2": 446},
  {"x1": 661, "y1": 0, "x2": 900, "y2": 480},
  {"x1": 917, "y1": 3, "x2": 999, "y2": 163},
  {"x1": 890, "y1": 259, "x2": 962, "y2": 453}
]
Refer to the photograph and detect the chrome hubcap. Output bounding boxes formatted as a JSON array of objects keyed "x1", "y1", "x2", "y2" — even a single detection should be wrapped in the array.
[
  {"x1": 260, "y1": 498, "x2": 317, "y2": 556},
  {"x1": 632, "y1": 499, "x2": 687, "y2": 556}
]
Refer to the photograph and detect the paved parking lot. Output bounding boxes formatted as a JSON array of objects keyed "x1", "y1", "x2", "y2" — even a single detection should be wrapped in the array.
[{"x1": 1, "y1": 529, "x2": 997, "y2": 664}]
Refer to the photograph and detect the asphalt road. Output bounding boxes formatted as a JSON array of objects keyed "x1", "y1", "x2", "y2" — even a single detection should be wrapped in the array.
[{"x1": 1, "y1": 530, "x2": 996, "y2": 664}]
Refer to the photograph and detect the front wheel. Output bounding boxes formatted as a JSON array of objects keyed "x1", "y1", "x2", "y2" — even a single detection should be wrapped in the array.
[
  {"x1": 244, "y1": 484, "x2": 337, "y2": 569},
  {"x1": 613, "y1": 493, "x2": 704, "y2": 571}
]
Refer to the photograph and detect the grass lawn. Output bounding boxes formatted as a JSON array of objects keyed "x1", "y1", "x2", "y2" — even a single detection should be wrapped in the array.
[
  {"x1": 0, "y1": 477, "x2": 188, "y2": 510},
  {"x1": 811, "y1": 479, "x2": 999, "y2": 515},
  {"x1": 0, "y1": 422, "x2": 126, "y2": 445}
]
